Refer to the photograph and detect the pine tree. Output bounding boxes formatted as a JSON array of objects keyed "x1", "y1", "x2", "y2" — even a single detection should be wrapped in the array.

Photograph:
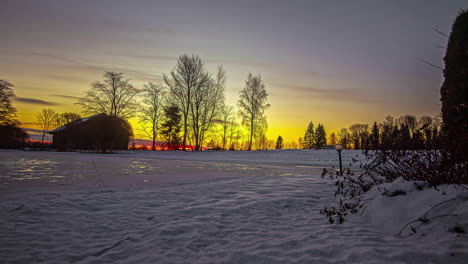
[
  {"x1": 314, "y1": 123, "x2": 326, "y2": 148},
  {"x1": 303, "y1": 122, "x2": 315, "y2": 149},
  {"x1": 370, "y1": 122, "x2": 380, "y2": 149},
  {"x1": 275, "y1": 135, "x2": 284, "y2": 149},
  {"x1": 440, "y1": 10, "x2": 468, "y2": 160},
  {"x1": 161, "y1": 105, "x2": 182, "y2": 150}
]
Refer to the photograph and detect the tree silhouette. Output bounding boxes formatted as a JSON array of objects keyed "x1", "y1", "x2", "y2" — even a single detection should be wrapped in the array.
[
  {"x1": 370, "y1": 122, "x2": 380, "y2": 149},
  {"x1": 160, "y1": 104, "x2": 182, "y2": 150},
  {"x1": 338, "y1": 128, "x2": 350, "y2": 149},
  {"x1": 163, "y1": 54, "x2": 211, "y2": 151},
  {"x1": 0, "y1": 79, "x2": 16, "y2": 125},
  {"x1": 78, "y1": 71, "x2": 139, "y2": 120},
  {"x1": 36, "y1": 108, "x2": 57, "y2": 143},
  {"x1": 314, "y1": 123, "x2": 326, "y2": 148},
  {"x1": 0, "y1": 123, "x2": 27, "y2": 148},
  {"x1": 238, "y1": 73, "x2": 269, "y2": 151},
  {"x1": 139, "y1": 82, "x2": 166, "y2": 150},
  {"x1": 440, "y1": 9, "x2": 468, "y2": 160},
  {"x1": 349, "y1": 124, "x2": 369, "y2": 149},
  {"x1": 329, "y1": 132, "x2": 337, "y2": 145},
  {"x1": 55, "y1": 112, "x2": 81, "y2": 128},
  {"x1": 219, "y1": 104, "x2": 235, "y2": 150},
  {"x1": 191, "y1": 65, "x2": 226, "y2": 150},
  {"x1": 275, "y1": 135, "x2": 284, "y2": 149},
  {"x1": 303, "y1": 122, "x2": 315, "y2": 149}
]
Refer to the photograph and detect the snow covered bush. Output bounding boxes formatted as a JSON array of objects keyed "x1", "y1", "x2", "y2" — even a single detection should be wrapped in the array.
[
  {"x1": 321, "y1": 146, "x2": 468, "y2": 224},
  {"x1": 365, "y1": 149, "x2": 468, "y2": 187}
]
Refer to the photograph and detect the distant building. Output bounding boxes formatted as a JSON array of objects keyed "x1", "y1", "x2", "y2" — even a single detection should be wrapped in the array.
[{"x1": 49, "y1": 113, "x2": 132, "y2": 151}]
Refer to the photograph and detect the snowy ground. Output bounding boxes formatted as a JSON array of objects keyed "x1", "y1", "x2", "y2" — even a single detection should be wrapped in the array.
[{"x1": 0, "y1": 149, "x2": 467, "y2": 263}]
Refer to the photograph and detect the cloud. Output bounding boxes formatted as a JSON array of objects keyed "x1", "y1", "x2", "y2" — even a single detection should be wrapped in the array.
[
  {"x1": 118, "y1": 53, "x2": 268, "y2": 69},
  {"x1": 271, "y1": 83, "x2": 381, "y2": 104},
  {"x1": 15, "y1": 97, "x2": 59, "y2": 106},
  {"x1": 22, "y1": 51, "x2": 163, "y2": 82},
  {"x1": 44, "y1": 74, "x2": 91, "y2": 84},
  {"x1": 51, "y1": 94, "x2": 81, "y2": 100}
]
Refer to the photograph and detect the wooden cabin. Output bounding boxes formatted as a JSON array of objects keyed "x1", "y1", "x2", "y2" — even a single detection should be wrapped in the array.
[{"x1": 49, "y1": 113, "x2": 132, "y2": 151}]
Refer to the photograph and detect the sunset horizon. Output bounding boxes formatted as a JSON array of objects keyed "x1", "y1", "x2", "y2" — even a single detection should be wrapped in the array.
[
  {"x1": 1, "y1": 1, "x2": 467, "y2": 263},
  {"x1": 2, "y1": 0, "x2": 465, "y2": 144}
]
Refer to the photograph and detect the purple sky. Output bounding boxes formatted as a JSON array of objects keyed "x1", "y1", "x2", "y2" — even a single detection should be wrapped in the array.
[{"x1": 1, "y1": 0, "x2": 466, "y2": 141}]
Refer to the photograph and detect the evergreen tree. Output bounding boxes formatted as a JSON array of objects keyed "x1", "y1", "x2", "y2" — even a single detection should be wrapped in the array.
[
  {"x1": 314, "y1": 123, "x2": 326, "y2": 148},
  {"x1": 440, "y1": 10, "x2": 468, "y2": 160},
  {"x1": 275, "y1": 135, "x2": 284, "y2": 149},
  {"x1": 161, "y1": 105, "x2": 182, "y2": 150},
  {"x1": 370, "y1": 122, "x2": 380, "y2": 149},
  {"x1": 380, "y1": 116, "x2": 394, "y2": 147},
  {"x1": 303, "y1": 122, "x2": 315, "y2": 149}
]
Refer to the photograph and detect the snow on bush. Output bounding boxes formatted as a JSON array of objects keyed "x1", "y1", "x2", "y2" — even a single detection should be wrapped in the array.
[{"x1": 362, "y1": 177, "x2": 468, "y2": 239}]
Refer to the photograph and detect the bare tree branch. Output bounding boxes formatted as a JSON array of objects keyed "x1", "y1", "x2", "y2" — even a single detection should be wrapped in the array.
[
  {"x1": 418, "y1": 58, "x2": 443, "y2": 70},
  {"x1": 434, "y1": 28, "x2": 449, "y2": 38}
]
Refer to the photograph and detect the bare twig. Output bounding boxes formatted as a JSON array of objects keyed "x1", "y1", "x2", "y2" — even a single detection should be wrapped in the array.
[
  {"x1": 434, "y1": 28, "x2": 449, "y2": 38},
  {"x1": 418, "y1": 58, "x2": 443, "y2": 70},
  {"x1": 397, "y1": 214, "x2": 458, "y2": 237}
]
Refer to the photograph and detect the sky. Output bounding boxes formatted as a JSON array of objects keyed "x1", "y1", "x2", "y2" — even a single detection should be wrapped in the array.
[{"x1": 1, "y1": 0, "x2": 466, "y2": 143}]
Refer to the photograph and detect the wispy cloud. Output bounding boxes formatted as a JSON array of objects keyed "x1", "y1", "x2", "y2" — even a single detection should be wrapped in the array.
[
  {"x1": 15, "y1": 97, "x2": 59, "y2": 106},
  {"x1": 22, "y1": 51, "x2": 163, "y2": 82},
  {"x1": 44, "y1": 74, "x2": 91, "y2": 84},
  {"x1": 118, "y1": 53, "x2": 269, "y2": 69},
  {"x1": 271, "y1": 83, "x2": 381, "y2": 104},
  {"x1": 51, "y1": 94, "x2": 81, "y2": 100}
]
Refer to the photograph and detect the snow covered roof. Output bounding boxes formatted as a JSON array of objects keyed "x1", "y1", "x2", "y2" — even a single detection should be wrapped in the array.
[{"x1": 48, "y1": 113, "x2": 105, "y2": 133}]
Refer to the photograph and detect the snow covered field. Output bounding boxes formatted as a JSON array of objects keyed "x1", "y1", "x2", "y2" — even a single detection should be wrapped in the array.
[{"x1": 0, "y1": 149, "x2": 467, "y2": 263}]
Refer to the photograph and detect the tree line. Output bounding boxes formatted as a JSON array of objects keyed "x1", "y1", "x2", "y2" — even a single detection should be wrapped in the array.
[
  {"x1": 1, "y1": 54, "x2": 271, "y2": 151},
  {"x1": 327, "y1": 114, "x2": 441, "y2": 150}
]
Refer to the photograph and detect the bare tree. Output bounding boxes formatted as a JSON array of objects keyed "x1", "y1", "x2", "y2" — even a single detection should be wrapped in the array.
[
  {"x1": 228, "y1": 118, "x2": 240, "y2": 150},
  {"x1": 196, "y1": 66, "x2": 226, "y2": 150},
  {"x1": 238, "y1": 73, "x2": 270, "y2": 150},
  {"x1": 349, "y1": 124, "x2": 369, "y2": 149},
  {"x1": 36, "y1": 108, "x2": 57, "y2": 143},
  {"x1": 78, "y1": 71, "x2": 139, "y2": 120},
  {"x1": 255, "y1": 115, "x2": 269, "y2": 150},
  {"x1": 396, "y1": 114, "x2": 418, "y2": 136},
  {"x1": 0, "y1": 79, "x2": 16, "y2": 125},
  {"x1": 338, "y1": 128, "x2": 350, "y2": 149},
  {"x1": 329, "y1": 132, "x2": 337, "y2": 145},
  {"x1": 163, "y1": 55, "x2": 211, "y2": 150},
  {"x1": 55, "y1": 112, "x2": 82, "y2": 128},
  {"x1": 218, "y1": 104, "x2": 235, "y2": 150},
  {"x1": 139, "y1": 82, "x2": 166, "y2": 150}
]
